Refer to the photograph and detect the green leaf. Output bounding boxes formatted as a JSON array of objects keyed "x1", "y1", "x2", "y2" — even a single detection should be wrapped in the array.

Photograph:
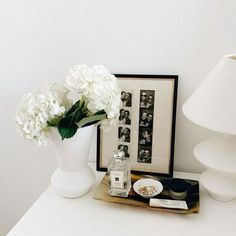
[
  {"x1": 58, "y1": 120, "x2": 78, "y2": 140},
  {"x1": 77, "y1": 113, "x2": 107, "y2": 128},
  {"x1": 94, "y1": 109, "x2": 106, "y2": 115},
  {"x1": 58, "y1": 99, "x2": 87, "y2": 140},
  {"x1": 65, "y1": 100, "x2": 81, "y2": 116}
]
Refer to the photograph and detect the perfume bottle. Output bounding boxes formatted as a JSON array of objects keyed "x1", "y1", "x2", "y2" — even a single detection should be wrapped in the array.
[{"x1": 108, "y1": 150, "x2": 131, "y2": 197}]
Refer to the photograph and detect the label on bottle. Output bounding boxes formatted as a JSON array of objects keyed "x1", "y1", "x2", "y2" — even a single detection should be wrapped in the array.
[{"x1": 110, "y1": 171, "x2": 124, "y2": 189}]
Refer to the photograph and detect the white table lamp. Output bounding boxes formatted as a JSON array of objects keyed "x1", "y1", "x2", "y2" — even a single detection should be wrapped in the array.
[{"x1": 182, "y1": 54, "x2": 236, "y2": 201}]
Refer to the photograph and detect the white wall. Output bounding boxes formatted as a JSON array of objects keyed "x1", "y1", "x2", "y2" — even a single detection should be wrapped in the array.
[{"x1": 0, "y1": 0, "x2": 235, "y2": 234}]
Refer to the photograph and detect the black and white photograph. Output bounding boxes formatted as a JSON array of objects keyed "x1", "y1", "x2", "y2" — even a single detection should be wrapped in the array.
[
  {"x1": 119, "y1": 109, "x2": 131, "y2": 125},
  {"x1": 140, "y1": 90, "x2": 155, "y2": 109},
  {"x1": 139, "y1": 111, "x2": 153, "y2": 127},
  {"x1": 139, "y1": 129, "x2": 152, "y2": 145},
  {"x1": 118, "y1": 127, "x2": 131, "y2": 143},
  {"x1": 97, "y1": 74, "x2": 178, "y2": 177},
  {"x1": 137, "y1": 147, "x2": 152, "y2": 163},
  {"x1": 118, "y1": 144, "x2": 130, "y2": 158},
  {"x1": 137, "y1": 89, "x2": 155, "y2": 163},
  {"x1": 121, "y1": 90, "x2": 132, "y2": 107}
]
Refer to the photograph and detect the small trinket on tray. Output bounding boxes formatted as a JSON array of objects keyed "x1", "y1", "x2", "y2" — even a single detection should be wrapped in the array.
[{"x1": 108, "y1": 150, "x2": 131, "y2": 197}]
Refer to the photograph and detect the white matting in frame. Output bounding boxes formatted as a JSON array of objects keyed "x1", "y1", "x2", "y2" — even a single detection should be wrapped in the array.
[{"x1": 97, "y1": 74, "x2": 178, "y2": 177}]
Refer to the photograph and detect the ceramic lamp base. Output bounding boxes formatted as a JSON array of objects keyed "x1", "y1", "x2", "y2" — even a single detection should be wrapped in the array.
[
  {"x1": 200, "y1": 171, "x2": 235, "y2": 201},
  {"x1": 51, "y1": 165, "x2": 95, "y2": 198},
  {"x1": 194, "y1": 135, "x2": 236, "y2": 202}
]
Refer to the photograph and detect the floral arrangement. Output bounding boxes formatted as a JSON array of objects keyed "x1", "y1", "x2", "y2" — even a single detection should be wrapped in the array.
[{"x1": 16, "y1": 65, "x2": 121, "y2": 145}]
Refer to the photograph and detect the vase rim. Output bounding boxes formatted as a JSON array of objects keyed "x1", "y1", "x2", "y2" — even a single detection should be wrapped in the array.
[{"x1": 49, "y1": 124, "x2": 95, "y2": 143}]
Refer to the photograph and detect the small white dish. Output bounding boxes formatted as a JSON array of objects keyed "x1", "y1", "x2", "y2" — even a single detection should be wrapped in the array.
[{"x1": 133, "y1": 178, "x2": 163, "y2": 198}]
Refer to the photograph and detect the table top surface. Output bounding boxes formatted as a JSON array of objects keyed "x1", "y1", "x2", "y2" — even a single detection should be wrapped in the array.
[{"x1": 7, "y1": 164, "x2": 236, "y2": 236}]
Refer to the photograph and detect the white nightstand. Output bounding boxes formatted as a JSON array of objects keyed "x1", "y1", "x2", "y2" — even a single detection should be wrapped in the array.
[{"x1": 7, "y1": 163, "x2": 236, "y2": 236}]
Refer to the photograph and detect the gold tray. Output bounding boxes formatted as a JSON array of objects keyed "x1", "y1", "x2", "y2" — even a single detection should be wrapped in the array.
[{"x1": 93, "y1": 174, "x2": 200, "y2": 214}]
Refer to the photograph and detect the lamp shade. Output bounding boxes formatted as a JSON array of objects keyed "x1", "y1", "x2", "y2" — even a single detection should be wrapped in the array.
[{"x1": 183, "y1": 54, "x2": 236, "y2": 135}]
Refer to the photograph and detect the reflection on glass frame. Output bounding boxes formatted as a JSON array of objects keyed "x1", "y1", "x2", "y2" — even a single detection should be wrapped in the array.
[{"x1": 97, "y1": 74, "x2": 178, "y2": 177}]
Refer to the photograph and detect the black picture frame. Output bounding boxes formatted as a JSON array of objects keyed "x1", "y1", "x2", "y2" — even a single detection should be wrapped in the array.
[{"x1": 96, "y1": 74, "x2": 178, "y2": 177}]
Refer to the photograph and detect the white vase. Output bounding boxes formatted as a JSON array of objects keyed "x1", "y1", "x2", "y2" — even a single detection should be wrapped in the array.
[{"x1": 50, "y1": 125, "x2": 96, "y2": 198}]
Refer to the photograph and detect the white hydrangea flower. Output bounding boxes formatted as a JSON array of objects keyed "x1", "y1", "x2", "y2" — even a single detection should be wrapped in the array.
[
  {"x1": 15, "y1": 83, "x2": 72, "y2": 146},
  {"x1": 65, "y1": 65, "x2": 121, "y2": 128}
]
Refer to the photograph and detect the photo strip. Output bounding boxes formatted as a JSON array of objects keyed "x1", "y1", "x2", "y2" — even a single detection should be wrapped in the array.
[
  {"x1": 137, "y1": 90, "x2": 155, "y2": 163},
  {"x1": 117, "y1": 90, "x2": 133, "y2": 158}
]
